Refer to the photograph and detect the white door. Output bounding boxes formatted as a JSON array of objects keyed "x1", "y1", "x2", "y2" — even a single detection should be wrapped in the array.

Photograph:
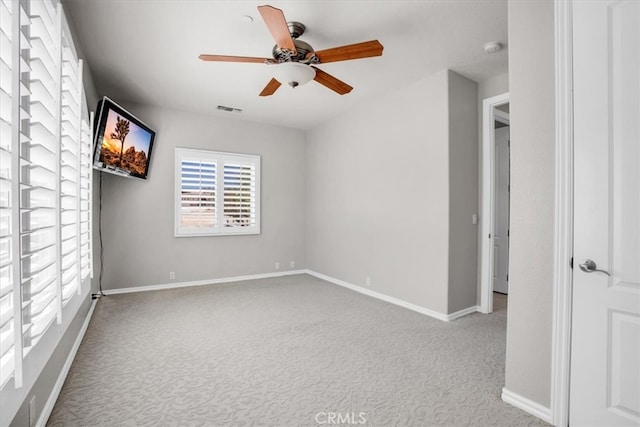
[
  {"x1": 493, "y1": 126, "x2": 510, "y2": 294},
  {"x1": 570, "y1": 0, "x2": 640, "y2": 425}
]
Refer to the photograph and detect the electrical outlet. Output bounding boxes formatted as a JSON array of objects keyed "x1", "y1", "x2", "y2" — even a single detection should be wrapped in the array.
[
  {"x1": 290, "y1": 261, "x2": 295, "y2": 269},
  {"x1": 169, "y1": 271, "x2": 175, "y2": 280},
  {"x1": 275, "y1": 262, "x2": 280, "y2": 270},
  {"x1": 366, "y1": 277, "x2": 372, "y2": 287}
]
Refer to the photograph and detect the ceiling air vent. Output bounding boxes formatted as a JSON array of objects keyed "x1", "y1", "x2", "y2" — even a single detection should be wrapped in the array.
[{"x1": 217, "y1": 105, "x2": 242, "y2": 113}]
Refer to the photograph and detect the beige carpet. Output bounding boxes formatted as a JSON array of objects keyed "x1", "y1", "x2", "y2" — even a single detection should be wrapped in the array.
[{"x1": 48, "y1": 274, "x2": 547, "y2": 426}]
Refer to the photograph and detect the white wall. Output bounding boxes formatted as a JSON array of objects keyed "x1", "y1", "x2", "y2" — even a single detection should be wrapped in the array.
[
  {"x1": 98, "y1": 105, "x2": 307, "y2": 290},
  {"x1": 504, "y1": 0, "x2": 555, "y2": 407}
]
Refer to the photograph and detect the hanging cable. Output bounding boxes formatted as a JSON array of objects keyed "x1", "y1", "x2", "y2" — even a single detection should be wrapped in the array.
[{"x1": 92, "y1": 172, "x2": 106, "y2": 298}]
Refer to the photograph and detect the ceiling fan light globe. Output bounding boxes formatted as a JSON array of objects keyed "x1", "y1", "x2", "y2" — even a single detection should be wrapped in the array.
[{"x1": 272, "y1": 62, "x2": 316, "y2": 88}]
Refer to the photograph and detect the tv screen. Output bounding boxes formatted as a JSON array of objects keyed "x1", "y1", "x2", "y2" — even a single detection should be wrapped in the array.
[{"x1": 93, "y1": 97, "x2": 156, "y2": 180}]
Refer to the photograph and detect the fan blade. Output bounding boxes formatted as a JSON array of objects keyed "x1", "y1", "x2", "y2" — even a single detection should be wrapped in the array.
[
  {"x1": 199, "y1": 54, "x2": 270, "y2": 64},
  {"x1": 311, "y1": 67, "x2": 353, "y2": 95},
  {"x1": 257, "y1": 5, "x2": 296, "y2": 53},
  {"x1": 259, "y1": 78, "x2": 282, "y2": 96},
  {"x1": 313, "y1": 40, "x2": 383, "y2": 64}
]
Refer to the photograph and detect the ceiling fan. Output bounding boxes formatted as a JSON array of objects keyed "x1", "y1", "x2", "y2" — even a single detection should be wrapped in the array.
[{"x1": 199, "y1": 5, "x2": 384, "y2": 96}]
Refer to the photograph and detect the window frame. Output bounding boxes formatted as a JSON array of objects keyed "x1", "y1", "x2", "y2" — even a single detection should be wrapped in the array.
[{"x1": 174, "y1": 147, "x2": 261, "y2": 237}]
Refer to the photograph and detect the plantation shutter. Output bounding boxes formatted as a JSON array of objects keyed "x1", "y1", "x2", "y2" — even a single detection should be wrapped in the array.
[
  {"x1": 59, "y1": 15, "x2": 81, "y2": 304},
  {"x1": 222, "y1": 158, "x2": 257, "y2": 229},
  {"x1": 175, "y1": 148, "x2": 260, "y2": 237},
  {"x1": 22, "y1": 0, "x2": 62, "y2": 351},
  {"x1": 0, "y1": 0, "x2": 91, "y2": 391},
  {"x1": 0, "y1": 0, "x2": 20, "y2": 388},
  {"x1": 79, "y1": 112, "x2": 92, "y2": 280},
  {"x1": 178, "y1": 154, "x2": 218, "y2": 234}
]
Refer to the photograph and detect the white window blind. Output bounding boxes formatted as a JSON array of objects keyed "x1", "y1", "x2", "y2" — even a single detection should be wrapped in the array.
[
  {"x1": 175, "y1": 148, "x2": 260, "y2": 237},
  {"x1": 179, "y1": 159, "x2": 217, "y2": 232},
  {"x1": 22, "y1": 0, "x2": 62, "y2": 352},
  {"x1": 0, "y1": 0, "x2": 92, "y2": 390},
  {"x1": 222, "y1": 161, "x2": 257, "y2": 228},
  {"x1": 79, "y1": 112, "x2": 92, "y2": 280},
  {"x1": 59, "y1": 18, "x2": 81, "y2": 305},
  {"x1": 0, "y1": 0, "x2": 18, "y2": 389}
]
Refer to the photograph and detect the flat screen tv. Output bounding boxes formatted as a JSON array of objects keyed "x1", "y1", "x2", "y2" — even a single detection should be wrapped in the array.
[{"x1": 93, "y1": 97, "x2": 156, "y2": 180}]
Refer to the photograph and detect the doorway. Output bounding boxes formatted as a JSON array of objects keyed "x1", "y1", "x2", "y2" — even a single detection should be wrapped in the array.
[{"x1": 479, "y1": 93, "x2": 510, "y2": 314}]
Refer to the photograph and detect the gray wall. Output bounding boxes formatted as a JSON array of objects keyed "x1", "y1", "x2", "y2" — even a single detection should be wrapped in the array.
[
  {"x1": 306, "y1": 71, "x2": 451, "y2": 314},
  {"x1": 504, "y1": 0, "x2": 555, "y2": 407},
  {"x1": 478, "y1": 73, "x2": 509, "y2": 107},
  {"x1": 476, "y1": 73, "x2": 510, "y2": 302},
  {"x1": 306, "y1": 70, "x2": 479, "y2": 316},
  {"x1": 98, "y1": 105, "x2": 306, "y2": 290},
  {"x1": 447, "y1": 71, "x2": 479, "y2": 313}
]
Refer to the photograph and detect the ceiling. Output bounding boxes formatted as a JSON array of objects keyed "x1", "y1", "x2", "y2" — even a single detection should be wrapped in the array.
[{"x1": 63, "y1": 0, "x2": 508, "y2": 130}]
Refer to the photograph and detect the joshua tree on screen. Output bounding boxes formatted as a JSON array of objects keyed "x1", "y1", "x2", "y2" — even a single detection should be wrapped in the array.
[{"x1": 111, "y1": 116, "x2": 130, "y2": 167}]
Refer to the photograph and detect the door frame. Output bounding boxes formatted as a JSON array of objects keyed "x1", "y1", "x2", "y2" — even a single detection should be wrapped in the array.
[
  {"x1": 479, "y1": 92, "x2": 510, "y2": 314},
  {"x1": 550, "y1": 0, "x2": 574, "y2": 425}
]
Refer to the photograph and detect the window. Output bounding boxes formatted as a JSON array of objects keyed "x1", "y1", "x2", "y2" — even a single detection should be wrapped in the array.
[
  {"x1": 0, "y1": 0, "x2": 93, "y2": 390},
  {"x1": 175, "y1": 148, "x2": 260, "y2": 236}
]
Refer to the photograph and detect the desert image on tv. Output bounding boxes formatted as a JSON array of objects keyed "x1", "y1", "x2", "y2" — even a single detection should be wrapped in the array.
[{"x1": 99, "y1": 109, "x2": 152, "y2": 177}]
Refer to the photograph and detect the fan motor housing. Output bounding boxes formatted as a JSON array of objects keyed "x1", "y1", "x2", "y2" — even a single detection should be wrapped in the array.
[
  {"x1": 272, "y1": 39, "x2": 314, "y2": 62},
  {"x1": 271, "y1": 21, "x2": 317, "y2": 63}
]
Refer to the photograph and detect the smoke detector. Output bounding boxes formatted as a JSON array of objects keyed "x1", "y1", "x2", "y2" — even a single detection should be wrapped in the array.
[{"x1": 483, "y1": 41, "x2": 503, "y2": 54}]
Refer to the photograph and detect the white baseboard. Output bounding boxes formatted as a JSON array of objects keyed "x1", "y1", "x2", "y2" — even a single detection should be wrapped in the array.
[
  {"x1": 305, "y1": 270, "x2": 476, "y2": 322},
  {"x1": 102, "y1": 269, "x2": 479, "y2": 324},
  {"x1": 447, "y1": 305, "x2": 479, "y2": 321},
  {"x1": 37, "y1": 298, "x2": 98, "y2": 427},
  {"x1": 501, "y1": 388, "x2": 552, "y2": 424},
  {"x1": 102, "y1": 270, "x2": 307, "y2": 295}
]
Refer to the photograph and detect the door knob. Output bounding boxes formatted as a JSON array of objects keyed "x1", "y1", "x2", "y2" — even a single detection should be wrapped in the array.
[{"x1": 578, "y1": 259, "x2": 610, "y2": 276}]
